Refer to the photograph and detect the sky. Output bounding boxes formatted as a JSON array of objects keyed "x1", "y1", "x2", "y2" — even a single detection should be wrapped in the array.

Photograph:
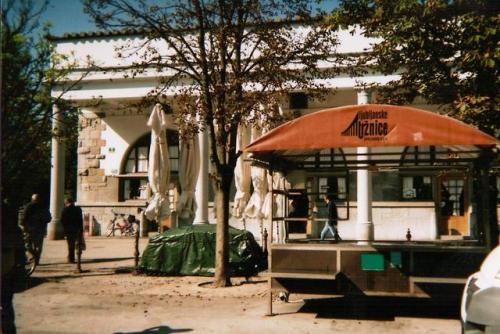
[
  {"x1": 41, "y1": 0, "x2": 339, "y2": 37},
  {"x1": 41, "y1": 0, "x2": 96, "y2": 37}
]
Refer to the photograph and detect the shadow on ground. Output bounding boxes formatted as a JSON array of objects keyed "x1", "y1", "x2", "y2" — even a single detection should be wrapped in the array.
[
  {"x1": 30, "y1": 272, "x2": 120, "y2": 281},
  {"x1": 296, "y1": 294, "x2": 462, "y2": 321},
  {"x1": 114, "y1": 326, "x2": 192, "y2": 334},
  {"x1": 37, "y1": 257, "x2": 133, "y2": 270},
  {"x1": 22, "y1": 277, "x2": 48, "y2": 291},
  {"x1": 198, "y1": 278, "x2": 267, "y2": 288},
  {"x1": 83, "y1": 257, "x2": 134, "y2": 264},
  {"x1": 38, "y1": 257, "x2": 134, "y2": 266}
]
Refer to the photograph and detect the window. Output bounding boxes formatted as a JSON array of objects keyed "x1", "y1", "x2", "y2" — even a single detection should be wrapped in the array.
[
  {"x1": 289, "y1": 92, "x2": 308, "y2": 109},
  {"x1": 318, "y1": 175, "x2": 348, "y2": 200},
  {"x1": 125, "y1": 136, "x2": 149, "y2": 173},
  {"x1": 169, "y1": 145, "x2": 179, "y2": 171},
  {"x1": 313, "y1": 174, "x2": 350, "y2": 220},
  {"x1": 120, "y1": 131, "x2": 179, "y2": 201},
  {"x1": 123, "y1": 178, "x2": 149, "y2": 200},
  {"x1": 401, "y1": 175, "x2": 433, "y2": 201},
  {"x1": 372, "y1": 172, "x2": 400, "y2": 201},
  {"x1": 440, "y1": 177, "x2": 466, "y2": 216}
]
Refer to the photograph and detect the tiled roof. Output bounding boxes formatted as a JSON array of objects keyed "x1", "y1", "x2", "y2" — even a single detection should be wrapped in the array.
[
  {"x1": 47, "y1": 18, "x2": 315, "y2": 41},
  {"x1": 48, "y1": 28, "x2": 148, "y2": 41}
]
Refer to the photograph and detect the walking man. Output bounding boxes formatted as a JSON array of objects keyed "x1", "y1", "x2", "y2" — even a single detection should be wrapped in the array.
[
  {"x1": 22, "y1": 194, "x2": 51, "y2": 264},
  {"x1": 60, "y1": 197, "x2": 83, "y2": 263},
  {"x1": 320, "y1": 194, "x2": 340, "y2": 241}
]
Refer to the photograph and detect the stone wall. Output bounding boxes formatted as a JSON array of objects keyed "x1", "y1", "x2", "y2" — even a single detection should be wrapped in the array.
[{"x1": 77, "y1": 110, "x2": 119, "y2": 204}]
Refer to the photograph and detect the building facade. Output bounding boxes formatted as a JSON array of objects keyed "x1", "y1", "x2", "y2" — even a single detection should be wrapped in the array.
[{"x1": 48, "y1": 28, "x2": 498, "y2": 242}]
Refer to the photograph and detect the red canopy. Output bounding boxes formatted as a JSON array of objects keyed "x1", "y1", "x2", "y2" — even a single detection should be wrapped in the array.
[{"x1": 245, "y1": 104, "x2": 497, "y2": 153}]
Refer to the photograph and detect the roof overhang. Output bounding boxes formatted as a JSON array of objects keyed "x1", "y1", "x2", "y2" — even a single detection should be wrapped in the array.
[{"x1": 244, "y1": 104, "x2": 498, "y2": 171}]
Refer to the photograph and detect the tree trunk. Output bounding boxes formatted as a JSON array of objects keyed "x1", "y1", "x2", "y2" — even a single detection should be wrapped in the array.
[{"x1": 214, "y1": 173, "x2": 232, "y2": 287}]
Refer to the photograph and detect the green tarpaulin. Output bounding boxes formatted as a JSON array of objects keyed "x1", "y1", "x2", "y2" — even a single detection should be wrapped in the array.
[{"x1": 139, "y1": 224, "x2": 266, "y2": 276}]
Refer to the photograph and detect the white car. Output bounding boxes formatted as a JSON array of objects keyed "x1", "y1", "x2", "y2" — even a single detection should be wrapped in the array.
[{"x1": 461, "y1": 246, "x2": 500, "y2": 334}]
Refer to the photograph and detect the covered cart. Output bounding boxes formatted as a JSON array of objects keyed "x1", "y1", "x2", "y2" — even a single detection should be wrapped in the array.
[{"x1": 139, "y1": 224, "x2": 265, "y2": 276}]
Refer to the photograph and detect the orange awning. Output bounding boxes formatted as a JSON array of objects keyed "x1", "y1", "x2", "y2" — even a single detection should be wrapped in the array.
[{"x1": 245, "y1": 104, "x2": 497, "y2": 153}]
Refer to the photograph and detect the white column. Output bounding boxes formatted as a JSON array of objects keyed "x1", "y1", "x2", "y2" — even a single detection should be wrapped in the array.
[
  {"x1": 194, "y1": 126, "x2": 209, "y2": 224},
  {"x1": 356, "y1": 90, "x2": 374, "y2": 244},
  {"x1": 47, "y1": 104, "x2": 65, "y2": 240}
]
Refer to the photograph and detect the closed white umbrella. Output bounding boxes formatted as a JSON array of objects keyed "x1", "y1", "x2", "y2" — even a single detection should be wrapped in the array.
[
  {"x1": 176, "y1": 133, "x2": 200, "y2": 222},
  {"x1": 145, "y1": 104, "x2": 171, "y2": 222},
  {"x1": 244, "y1": 127, "x2": 267, "y2": 219},
  {"x1": 260, "y1": 171, "x2": 274, "y2": 244},
  {"x1": 261, "y1": 171, "x2": 290, "y2": 243},
  {"x1": 261, "y1": 172, "x2": 276, "y2": 220},
  {"x1": 258, "y1": 104, "x2": 287, "y2": 242},
  {"x1": 232, "y1": 125, "x2": 251, "y2": 218}
]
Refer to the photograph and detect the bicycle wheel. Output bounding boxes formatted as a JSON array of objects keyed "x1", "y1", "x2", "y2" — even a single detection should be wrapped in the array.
[
  {"x1": 132, "y1": 223, "x2": 139, "y2": 237},
  {"x1": 124, "y1": 222, "x2": 138, "y2": 237},
  {"x1": 24, "y1": 248, "x2": 36, "y2": 277},
  {"x1": 106, "y1": 221, "x2": 115, "y2": 237},
  {"x1": 124, "y1": 225, "x2": 134, "y2": 237}
]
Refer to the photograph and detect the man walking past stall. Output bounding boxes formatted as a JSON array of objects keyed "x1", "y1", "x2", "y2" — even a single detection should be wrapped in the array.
[
  {"x1": 320, "y1": 194, "x2": 340, "y2": 241},
  {"x1": 60, "y1": 197, "x2": 83, "y2": 263},
  {"x1": 22, "y1": 194, "x2": 51, "y2": 264}
]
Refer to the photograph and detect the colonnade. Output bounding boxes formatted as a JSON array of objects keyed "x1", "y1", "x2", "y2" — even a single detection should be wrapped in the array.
[
  {"x1": 49, "y1": 91, "x2": 374, "y2": 243},
  {"x1": 47, "y1": 104, "x2": 211, "y2": 239}
]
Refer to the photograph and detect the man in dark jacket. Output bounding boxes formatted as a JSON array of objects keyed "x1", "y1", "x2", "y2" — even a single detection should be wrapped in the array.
[
  {"x1": 320, "y1": 194, "x2": 340, "y2": 241},
  {"x1": 60, "y1": 197, "x2": 83, "y2": 263},
  {"x1": 22, "y1": 193, "x2": 51, "y2": 264}
]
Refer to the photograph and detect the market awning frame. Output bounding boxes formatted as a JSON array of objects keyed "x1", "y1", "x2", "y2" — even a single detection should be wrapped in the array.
[{"x1": 244, "y1": 104, "x2": 498, "y2": 171}]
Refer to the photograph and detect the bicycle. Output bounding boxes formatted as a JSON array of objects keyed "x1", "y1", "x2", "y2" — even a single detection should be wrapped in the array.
[
  {"x1": 17, "y1": 207, "x2": 39, "y2": 277},
  {"x1": 22, "y1": 230, "x2": 37, "y2": 277},
  {"x1": 106, "y1": 210, "x2": 138, "y2": 237}
]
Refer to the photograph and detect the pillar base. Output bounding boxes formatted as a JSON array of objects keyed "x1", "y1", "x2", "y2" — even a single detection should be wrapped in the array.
[
  {"x1": 356, "y1": 221, "x2": 374, "y2": 245},
  {"x1": 47, "y1": 220, "x2": 64, "y2": 240}
]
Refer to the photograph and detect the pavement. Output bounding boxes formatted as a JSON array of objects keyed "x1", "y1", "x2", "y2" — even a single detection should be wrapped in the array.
[{"x1": 13, "y1": 236, "x2": 462, "y2": 334}]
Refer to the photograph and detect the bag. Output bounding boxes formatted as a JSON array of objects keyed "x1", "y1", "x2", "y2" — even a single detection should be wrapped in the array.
[{"x1": 77, "y1": 233, "x2": 86, "y2": 251}]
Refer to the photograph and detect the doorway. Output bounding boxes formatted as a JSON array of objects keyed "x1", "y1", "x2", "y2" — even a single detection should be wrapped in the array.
[{"x1": 438, "y1": 174, "x2": 468, "y2": 236}]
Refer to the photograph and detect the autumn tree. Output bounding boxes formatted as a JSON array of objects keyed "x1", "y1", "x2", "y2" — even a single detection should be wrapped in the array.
[
  {"x1": 1, "y1": 0, "x2": 93, "y2": 211},
  {"x1": 332, "y1": 0, "x2": 499, "y2": 136},
  {"x1": 83, "y1": 0, "x2": 343, "y2": 286}
]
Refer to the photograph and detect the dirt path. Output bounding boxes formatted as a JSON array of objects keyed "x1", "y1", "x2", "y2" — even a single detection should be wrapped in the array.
[{"x1": 14, "y1": 237, "x2": 460, "y2": 334}]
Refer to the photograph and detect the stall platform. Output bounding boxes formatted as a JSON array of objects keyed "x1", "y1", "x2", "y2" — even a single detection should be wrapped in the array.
[{"x1": 266, "y1": 241, "x2": 486, "y2": 300}]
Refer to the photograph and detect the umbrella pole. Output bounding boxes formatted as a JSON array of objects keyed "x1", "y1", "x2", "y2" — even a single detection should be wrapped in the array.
[
  {"x1": 157, "y1": 210, "x2": 161, "y2": 233},
  {"x1": 134, "y1": 219, "x2": 140, "y2": 272},
  {"x1": 260, "y1": 218, "x2": 264, "y2": 247}
]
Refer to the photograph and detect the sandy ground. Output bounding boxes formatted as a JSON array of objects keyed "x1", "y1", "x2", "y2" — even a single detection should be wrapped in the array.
[{"x1": 14, "y1": 237, "x2": 461, "y2": 334}]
